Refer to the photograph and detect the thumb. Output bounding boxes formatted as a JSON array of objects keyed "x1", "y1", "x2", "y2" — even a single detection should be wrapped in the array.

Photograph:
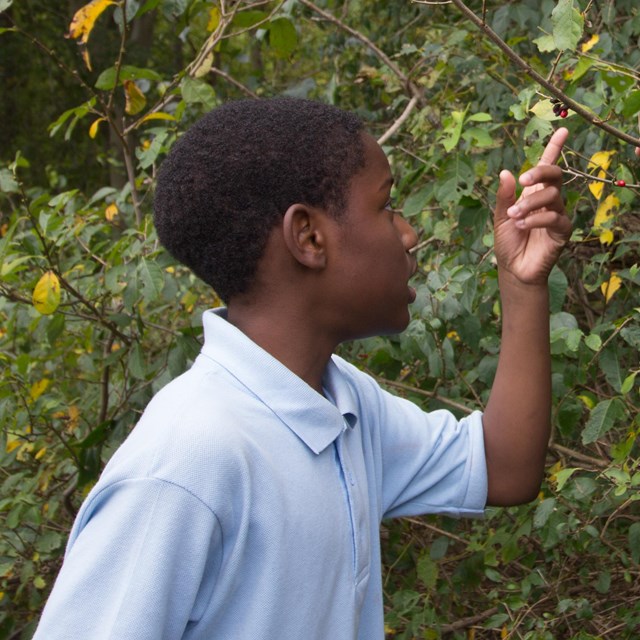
[{"x1": 494, "y1": 169, "x2": 517, "y2": 224}]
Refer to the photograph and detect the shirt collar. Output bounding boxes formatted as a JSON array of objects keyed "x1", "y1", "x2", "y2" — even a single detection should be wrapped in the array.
[{"x1": 199, "y1": 309, "x2": 358, "y2": 454}]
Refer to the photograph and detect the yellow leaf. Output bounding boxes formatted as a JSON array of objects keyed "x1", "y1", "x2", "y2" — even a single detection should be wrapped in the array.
[
  {"x1": 578, "y1": 394, "x2": 595, "y2": 409},
  {"x1": 601, "y1": 273, "x2": 622, "y2": 303},
  {"x1": 32, "y1": 271, "x2": 61, "y2": 315},
  {"x1": 105, "y1": 203, "x2": 119, "y2": 221},
  {"x1": 594, "y1": 193, "x2": 619, "y2": 228},
  {"x1": 193, "y1": 51, "x2": 214, "y2": 78},
  {"x1": 581, "y1": 34, "x2": 599, "y2": 53},
  {"x1": 137, "y1": 112, "x2": 177, "y2": 124},
  {"x1": 30, "y1": 378, "x2": 51, "y2": 402},
  {"x1": 68, "y1": 405, "x2": 81, "y2": 432},
  {"x1": 207, "y1": 6, "x2": 221, "y2": 31},
  {"x1": 599, "y1": 229, "x2": 614, "y2": 246},
  {"x1": 35, "y1": 447, "x2": 47, "y2": 460},
  {"x1": 588, "y1": 170, "x2": 606, "y2": 200},
  {"x1": 124, "y1": 80, "x2": 146, "y2": 116},
  {"x1": 6, "y1": 439, "x2": 20, "y2": 454},
  {"x1": 588, "y1": 150, "x2": 616, "y2": 172},
  {"x1": 81, "y1": 46, "x2": 93, "y2": 71},
  {"x1": 501, "y1": 626, "x2": 509, "y2": 639},
  {"x1": 66, "y1": 0, "x2": 116, "y2": 45},
  {"x1": 89, "y1": 117, "x2": 106, "y2": 139}
]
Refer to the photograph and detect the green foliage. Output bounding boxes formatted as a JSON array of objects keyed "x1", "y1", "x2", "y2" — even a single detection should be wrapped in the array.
[{"x1": 1, "y1": 0, "x2": 639, "y2": 638}]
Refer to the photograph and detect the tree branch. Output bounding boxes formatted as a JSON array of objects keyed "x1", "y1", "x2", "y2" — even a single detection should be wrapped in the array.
[
  {"x1": 433, "y1": 0, "x2": 640, "y2": 149},
  {"x1": 299, "y1": 0, "x2": 426, "y2": 142}
]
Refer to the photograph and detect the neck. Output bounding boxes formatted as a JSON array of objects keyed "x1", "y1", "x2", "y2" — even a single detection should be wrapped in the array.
[{"x1": 226, "y1": 301, "x2": 337, "y2": 394}]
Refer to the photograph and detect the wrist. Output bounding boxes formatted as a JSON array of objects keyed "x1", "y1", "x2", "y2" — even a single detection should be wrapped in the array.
[{"x1": 498, "y1": 268, "x2": 549, "y2": 306}]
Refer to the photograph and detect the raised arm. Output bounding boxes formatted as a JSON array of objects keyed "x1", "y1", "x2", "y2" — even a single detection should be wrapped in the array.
[{"x1": 482, "y1": 128, "x2": 571, "y2": 506}]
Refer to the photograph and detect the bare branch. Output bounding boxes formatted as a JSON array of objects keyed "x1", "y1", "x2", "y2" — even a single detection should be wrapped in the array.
[
  {"x1": 377, "y1": 96, "x2": 419, "y2": 145},
  {"x1": 438, "y1": 0, "x2": 640, "y2": 149}
]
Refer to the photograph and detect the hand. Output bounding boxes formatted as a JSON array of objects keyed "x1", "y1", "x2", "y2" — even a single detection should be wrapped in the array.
[{"x1": 494, "y1": 128, "x2": 572, "y2": 285}]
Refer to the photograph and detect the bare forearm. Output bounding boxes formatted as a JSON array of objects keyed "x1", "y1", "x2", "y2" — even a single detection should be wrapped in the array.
[{"x1": 483, "y1": 269, "x2": 551, "y2": 506}]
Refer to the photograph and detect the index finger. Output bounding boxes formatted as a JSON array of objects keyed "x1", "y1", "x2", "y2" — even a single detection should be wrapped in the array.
[{"x1": 538, "y1": 127, "x2": 569, "y2": 166}]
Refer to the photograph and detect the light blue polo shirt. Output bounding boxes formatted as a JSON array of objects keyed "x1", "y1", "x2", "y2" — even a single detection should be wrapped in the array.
[{"x1": 33, "y1": 309, "x2": 487, "y2": 640}]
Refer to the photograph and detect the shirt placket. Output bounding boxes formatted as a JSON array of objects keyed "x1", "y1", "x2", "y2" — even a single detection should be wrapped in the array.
[{"x1": 335, "y1": 423, "x2": 370, "y2": 590}]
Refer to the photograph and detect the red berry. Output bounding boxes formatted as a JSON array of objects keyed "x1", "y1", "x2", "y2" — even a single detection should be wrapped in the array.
[
  {"x1": 560, "y1": 110, "x2": 569, "y2": 118},
  {"x1": 615, "y1": 179, "x2": 626, "y2": 187}
]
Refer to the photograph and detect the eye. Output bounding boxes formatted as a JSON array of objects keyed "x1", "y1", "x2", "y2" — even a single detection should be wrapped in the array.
[{"x1": 384, "y1": 199, "x2": 396, "y2": 212}]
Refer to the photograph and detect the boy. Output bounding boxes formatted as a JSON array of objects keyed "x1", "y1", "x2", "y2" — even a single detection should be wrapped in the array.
[{"x1": 33, "y1": 97, "x2": 570, "y2": 639}]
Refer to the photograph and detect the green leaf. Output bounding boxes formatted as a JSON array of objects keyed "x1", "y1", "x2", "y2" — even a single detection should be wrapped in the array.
[
  {"x1": 599, "y1": 347, "x2": 624, "y2": 392},
  {"x1": 268, "y1": 18, "x2": 297, "y2": 58},
  {"x1": 554, "y1": 468, "x2": 579, "y2": 492},
  {"x1": 601, "y1": 70, "x2": 634, "y2": 93},
  {"x1": 621, "y1": 372, "x2": 637, "y2": 395},
  {"x1": 584, "y1": 333, "x2": 602, "y2": 351},
  {"x1": 533, "y1": 33, "x2": 556, "y2": 53},
  {"x1": 35, "y1": 530, "x2": 63, "y2": 554},
  {"x1": 402, "y1": 185, "x2": 433, "y2": 218},
  {"x1": 2, "y1": 255, "x2": 33, "y2": 277},
  {"x1": 572, "y1": 56, "x2": 596, "y2": 81},
  {"x1": 417, "y1": 554, "x2": 438, "y2": 589},
  {"x1": 139, "y1": 258, "x2": 165, "y2": 302},
  {"x1": 582, "y1": 398, "x2": 626, "y2": 444},
  {"x1": 552, "y1": 0, "x2": 584, "y2": 51},
  {"x1": 621, "y1": 90, "x2": 640, "y2": 118},
  {"x1": 232, "y1": 10, "x2": 267, "y2": 29},
  {"x1": 33, "y1": 575, "x2": 46, "y2": 589},
  {"x1": 180, "y1": 76, "x2": 216, "y2": 109},
  {"x1": 128, "y1": 342, "x2": 147, "y2": 379},
  {"x1": 0, "y1": 168, "x2": 19, "y2": 193},
  {"x1": 440, "y1": 108, "x2": 468, "y2": 152},
  {"x1": 429, "y1": 536, "x2": 449, "y2": 560},
  {"x1": 434, "y1": 156, "x2": 475, "y2": 206},
  {"x1": 548, "y1": 265, "x2": 568, "y2": 313},
  {"x1": 533, "y1": 497, "x2": 556, "y2": 528},
  {"x1": 95, "y1": 65, "x2": 162, "y2": 91}
]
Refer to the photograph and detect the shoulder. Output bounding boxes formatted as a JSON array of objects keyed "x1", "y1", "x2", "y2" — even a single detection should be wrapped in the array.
[{"x1": 96, "y1": 356, "x2": 273, "y2": 506}]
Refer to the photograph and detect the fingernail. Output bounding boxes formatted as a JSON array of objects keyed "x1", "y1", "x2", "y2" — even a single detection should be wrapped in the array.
[
  {"x1": 515, "y1": 219, "x2": 527, "y2": 229},
  {"x1": 507, "y1": 205, "x2": 521, "y2": 217},
  {"x1": 520, "y1": 172, "x2": 532, "y2": 185}
]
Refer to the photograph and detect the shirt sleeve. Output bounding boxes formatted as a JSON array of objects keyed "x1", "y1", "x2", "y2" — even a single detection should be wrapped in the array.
[
  {"x1": 372, "y1": 384, "x2": 487, "y2": 520},
  {"x1": 32, "y1": 478, "x2": 221, "y2": 640}
]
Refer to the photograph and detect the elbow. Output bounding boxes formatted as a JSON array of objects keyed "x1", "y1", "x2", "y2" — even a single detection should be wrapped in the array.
[{"x1": 486, "y1": 474, "x2": 544, "y2": 507}]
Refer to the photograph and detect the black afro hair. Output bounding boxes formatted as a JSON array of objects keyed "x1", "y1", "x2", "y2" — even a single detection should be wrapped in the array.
[{"x1": 153, "y1": 97, "x2": 366, "y2": 303}]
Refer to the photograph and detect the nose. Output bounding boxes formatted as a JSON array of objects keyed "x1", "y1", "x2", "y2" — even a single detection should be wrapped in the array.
[{"x1": 394, "y1": 212, "x2": 419, "y2": 253}]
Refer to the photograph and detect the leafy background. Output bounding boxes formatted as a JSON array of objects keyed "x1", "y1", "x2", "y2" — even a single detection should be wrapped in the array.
[{"x1": 0, "y1": 0, "x2": 639, "y2": 638}]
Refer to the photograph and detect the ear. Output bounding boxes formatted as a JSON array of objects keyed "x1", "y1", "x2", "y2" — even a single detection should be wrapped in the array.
[{"x1": 281, "y1": 204, "x2": 330, "y2": 270}]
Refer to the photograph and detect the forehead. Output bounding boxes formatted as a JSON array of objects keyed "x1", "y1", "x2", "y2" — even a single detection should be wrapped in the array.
[
  {"x1": 339, "y1": 133, "x2": 392, "y2": 215},
  {"x1": 358, "y1": 133, "x2": 392, "y2": 182}
]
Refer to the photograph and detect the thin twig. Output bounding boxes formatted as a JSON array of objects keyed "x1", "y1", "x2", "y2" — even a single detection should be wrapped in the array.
[
  {"x1": 375, "y1": 376, "x2": 475, "y2": 414},
  {"x1": 437, "y1": 0, "x2": 640, "y2": 149},
  {"x1": 377, "y1": 96, "x2": 419, "y2": 145}
]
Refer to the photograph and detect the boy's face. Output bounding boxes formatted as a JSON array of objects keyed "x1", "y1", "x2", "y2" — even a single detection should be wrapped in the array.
[{"x1": 324, "y1": 133, "x2": 418, "y2": 341}]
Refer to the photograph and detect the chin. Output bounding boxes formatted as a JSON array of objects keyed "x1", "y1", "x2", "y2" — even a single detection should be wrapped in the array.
[{"x1": 369, "y1": 310, "x2": 412, "y2": 338}]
